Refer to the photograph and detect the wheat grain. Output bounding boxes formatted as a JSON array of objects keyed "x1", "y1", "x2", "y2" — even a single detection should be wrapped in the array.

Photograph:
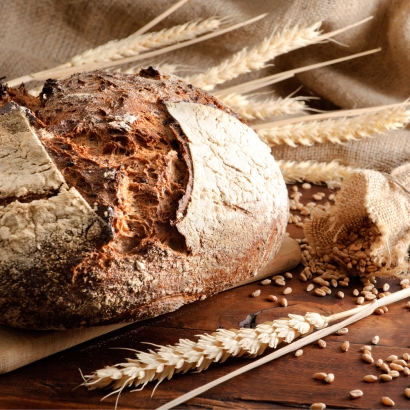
[
  {"x1": 185, "y1": 21, "x2": 324, "y2": 90},
  {"x1": 380, "y1": 374, "x2": 393, "y2": 381},
  {"x1": 61, "y1": 18, "x2": 223, "y2": 68},
  {"x1": 277, "y1": 160, "x2": 358, "y2": 189},
  {"x1": 350, "y1": 390, "x2": 364, "y2": 399},
  {"x1": 310, "y1": 403, "x2": 326, "y2": 410},
  {"x1": 342, "y1": 341, "x2": 350, "y2": 352},
  {"x1": 313, "y1": 372, "x2": 327, "y2": 380},
  {"x1": 393, "y1": 359, "x2": 407, "y2": 366},
  {"x1": 256, "y1": 106, "x2": 410, "y2": 147},
  {"x1": 382, "y1": 397, "x2": 395, "y2": 407}
]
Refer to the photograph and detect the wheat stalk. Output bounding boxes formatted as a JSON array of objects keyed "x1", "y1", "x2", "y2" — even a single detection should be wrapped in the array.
[
  {"x1": 80, "y1": 312, "x2": 330, "y2": 402},
  {"x1": 257, "y1": 106, "x2": 410, "y2": 147},
  {"x1": 222, "y1": 93, "x2": 314, "y2": 120},
  {"x1": 59, "y1": 18, "x2": 223, "y2": 68},
  {"x1": 277, "y1": 160, "x2": 358, "y2": 188},
  {"x1": 184, "y1": 21, "x2": 323, "y2": 91}
]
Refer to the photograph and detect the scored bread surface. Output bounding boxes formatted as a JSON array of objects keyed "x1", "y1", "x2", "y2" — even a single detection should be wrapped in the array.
[{"x1": 0, "y1": 68, "x2": 287, "y2": 329}]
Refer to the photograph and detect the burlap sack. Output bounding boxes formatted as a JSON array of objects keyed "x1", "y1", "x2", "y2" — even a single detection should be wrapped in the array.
[{"x1": 305, "y1": 164, "x2": 410, "y2": 277}]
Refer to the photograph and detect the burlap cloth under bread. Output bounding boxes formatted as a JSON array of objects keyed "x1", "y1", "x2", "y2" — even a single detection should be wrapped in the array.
[{"x1": 1, "y1": 0, "x2": 410, "y2": 275}]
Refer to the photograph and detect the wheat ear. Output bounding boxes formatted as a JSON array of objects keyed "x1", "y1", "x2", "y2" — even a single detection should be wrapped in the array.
[
  {"x1": 187, "y1": 16, "x2": 374, "y2": 91},
  {"x1": 257, "y1": 105, "x2": 410, "y2": 147},
  {"x1": 80, "y1": 312, "x2": 330, "y2": 398},
  {"x1": 61, "y1": 18, "x2": 223, "y2": 68},
  {"x1": 222, "y1": 93, "x2": 315, "y2": 120},
  {"x1": 184, "y1": 21, "x2": 323, "y2": 90},
  {"x1": 277, "y1": 160, "x2": 358, "y2": 188}
]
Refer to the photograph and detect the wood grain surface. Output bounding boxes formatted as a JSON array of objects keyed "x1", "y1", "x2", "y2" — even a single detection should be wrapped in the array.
[{"x1": 1, "y1": 184, "x2": 410, "y2": 409}]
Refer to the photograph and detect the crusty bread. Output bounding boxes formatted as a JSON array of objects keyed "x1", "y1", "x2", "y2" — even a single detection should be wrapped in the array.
[{"x1": 0, "y1": 68, "x2": 288, "y2": 329}]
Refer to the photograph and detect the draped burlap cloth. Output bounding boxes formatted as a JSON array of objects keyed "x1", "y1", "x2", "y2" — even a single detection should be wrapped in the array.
[
  {"x1": 1, "y1": 0, "x2": 410, "y2": 274},
  {"x1": 1, "y1": 0, "x2": 409, "y2": 169}
]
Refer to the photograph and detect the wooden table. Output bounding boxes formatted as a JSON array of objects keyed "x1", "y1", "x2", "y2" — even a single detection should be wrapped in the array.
[{"x1": 1, "y1": 184, "x2": 410, "y2": 409}]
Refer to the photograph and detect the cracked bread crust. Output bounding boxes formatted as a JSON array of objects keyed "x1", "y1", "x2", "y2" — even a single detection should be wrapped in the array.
[{"x1": 0, "y1": 69, "x2": 288, "y2": 329}]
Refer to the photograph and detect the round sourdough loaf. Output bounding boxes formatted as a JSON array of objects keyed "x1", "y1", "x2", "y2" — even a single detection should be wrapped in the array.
[{"x1": 0, "y1": 68, "x2": 288, "y2": 329}]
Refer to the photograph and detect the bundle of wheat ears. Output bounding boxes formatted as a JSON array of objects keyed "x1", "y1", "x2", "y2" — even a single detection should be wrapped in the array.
[{"x1": 6, "y1": 0, "x2": 410, "y2": 408}]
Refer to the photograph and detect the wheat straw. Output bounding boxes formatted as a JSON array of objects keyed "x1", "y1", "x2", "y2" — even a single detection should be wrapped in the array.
[
  {"x1": 277, "y1": 160, "x2": 358, "y2": 188},
  {"x1": 222, "y1": 93, "x2": 314, "y2": 120},
  {"x1": 185, "y1": 21, "x2": 323, "y2": 90},
  {"x1": 256, "y1": 105, "x2": 410, "y2": 147},
  {"x1": 61, "y1": 18, "x2": 222, "y2": 68},
  {"x1": 133, "y1": 0, "x2": 190, "y2": 36}
]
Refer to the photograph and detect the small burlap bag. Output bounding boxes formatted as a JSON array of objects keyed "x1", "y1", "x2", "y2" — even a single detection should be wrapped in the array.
[{"x1": 305, "y1": 163, "x2": 410, "y2": 277}]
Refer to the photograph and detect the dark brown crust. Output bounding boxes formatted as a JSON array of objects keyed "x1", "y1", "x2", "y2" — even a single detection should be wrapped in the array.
[{"x1": 0, "y1": 69, "x2": 286, "y2": 329}]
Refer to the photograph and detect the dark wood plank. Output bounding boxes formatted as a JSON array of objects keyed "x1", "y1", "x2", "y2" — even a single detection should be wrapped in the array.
[{"x1": 1, "y1": 184, "x2": 410, "y2": 409}]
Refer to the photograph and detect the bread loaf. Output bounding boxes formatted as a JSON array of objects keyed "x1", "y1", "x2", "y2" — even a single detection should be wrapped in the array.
[{"x1": 0, "y1": 68, "x2": 288, "y2": 329}]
